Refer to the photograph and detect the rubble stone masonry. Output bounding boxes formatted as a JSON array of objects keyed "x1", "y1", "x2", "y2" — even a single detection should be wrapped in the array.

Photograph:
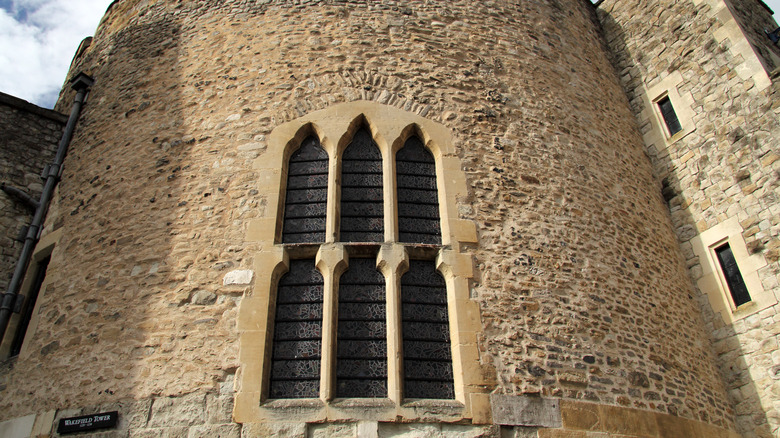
[
  {"x1": 0, "y1": 0, "x2": 756, "y2": 436},
  {"x1": 598, "y1": 0, "x2": 780, "y2": 436},
  {"x1": 0, "y1": 94, "x2": 64, "y2": 292}
]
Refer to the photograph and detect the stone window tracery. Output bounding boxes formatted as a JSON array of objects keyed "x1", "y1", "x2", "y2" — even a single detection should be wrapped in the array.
[
  {"x1": 270, "y1": 125, "x2": 453, "y2": 401},
  {"x1": 238, "y1": 101, "x2": 486, "y2": 424}
]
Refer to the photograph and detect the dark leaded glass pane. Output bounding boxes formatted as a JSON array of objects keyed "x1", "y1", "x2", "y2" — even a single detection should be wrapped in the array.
[
  {"x1": 336, "y1": 258, "x2": 387, "y2": 398},
  {"x1": 337, "y1": 379, "x2": 388, "y2": 399},
  {"x1": 275, "y1": 303, "x2": 323, "y2": 321},
  {"x1": 658, "y1": 96, "x2": 682, "y2": 136},
  {"x1": 273, "y1": 340, "x2": 322, "y2": 360},
  {"x1": 396, "y1": 136, "x2": 441, "y2": 245},
  {"x1": 403, "y1": 340, "x2": 452, "y2": 361},
  {"x1": 284, "y1": 203, "x2": 327, "y2": 219},
  {"x1": 340, "y1": 127, "x2": 384, "y2": 242},
  {"x1": 339, "y1": 283, "x2": 385, "y2": 302},
  {"x1": 269, "y1": 260, "x2": 323, "y2": 399},
  {"x1": 283, "y1": 136, "x2": 328, "y2": 244},
  {"x1": 716, "y1": 243, "x2": 752, "y2": 307},
  {"x1": 397, "y1": 203, "x2": 439, "y2": 219},
  {"x1": 401, "y1": 260, "x2": 454, "y2": 399},
  {"x1": 405, "y1": 381, "x2": 455, "y2": 400},
  {"x1": 269, "y1": 380, "x2": 319, "y2": 400}
]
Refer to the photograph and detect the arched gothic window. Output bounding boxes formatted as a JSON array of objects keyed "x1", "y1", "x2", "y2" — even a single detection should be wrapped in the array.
[
  {"x1": 268, "y1": 259, "x2": 324, "y2": 399},
  {"x1": 340, "y1": 126, "x2": 384, "y2": 242},
  {"x1": 396, "y1": 135, "x2": 441, "y2": 245},
  {"x1": 270, "y1": 126, "x2": 452, "y2": 402},
  {"x1": 282, "y1": 136, "x2": 328, "y2": 244}
]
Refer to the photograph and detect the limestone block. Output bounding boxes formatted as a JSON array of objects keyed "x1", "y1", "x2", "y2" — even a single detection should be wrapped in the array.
[
  {"x1": 130, "y1": 427, "x2": 189, "y2": 438},
  {"x1": 599, "y1": 405, "x2": 658, "y2": 437},
  {"x1": 560, "y1": 400, "x2": 600, "y2": 431},
  {"x1": 241, "y1": 422, "x2": 305, "y2": 438},
  {"x1": 491, "y1": 395, "x2": 561, "y2": 428},
  {"x1": 187, "y1": 423, "x2": 241, "y2": 438},
  {"x1": 206, "y1": 394, "x2": 234, "y2": 424},
  {"x1": 469, "y1": 393, "x2": 492, "y2": 425},
  {"x1": 30, "y1": 410, "x2": 55, "y2": 437},
  {"x1": 148, "y1": 393, "x2": 207, "y2": 428},
  {"x1": 0, "y1": 414, "x2": 35, "y2": 438},
  {"x1": 223, "y1": 270, "x2": 253, "y2": 285}
]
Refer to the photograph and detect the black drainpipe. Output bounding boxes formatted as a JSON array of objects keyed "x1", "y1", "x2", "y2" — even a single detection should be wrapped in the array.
[{"x1": 0, "y1": 72, "x2": 94, "y2": 345}]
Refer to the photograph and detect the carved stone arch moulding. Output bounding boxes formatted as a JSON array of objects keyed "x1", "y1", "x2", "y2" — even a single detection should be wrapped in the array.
[{"x1": 237, "y1": 100, "x2": 491, "y2": 425}]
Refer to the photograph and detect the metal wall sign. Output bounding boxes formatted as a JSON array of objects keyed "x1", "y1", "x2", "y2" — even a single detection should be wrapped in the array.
[{"x1": 57, "y1": 411, "x2": 118, "y2": 434}]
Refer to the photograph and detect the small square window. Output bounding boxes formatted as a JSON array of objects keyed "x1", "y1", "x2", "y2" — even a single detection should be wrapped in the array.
[{"x1": 657, "y1": 96, "x2": 682, "y2": 136}]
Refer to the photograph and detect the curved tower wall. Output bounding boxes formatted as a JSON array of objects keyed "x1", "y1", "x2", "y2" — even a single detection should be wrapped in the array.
[
  {"x1": 0, "y1": 0, "x2": 738, "y2": 436},
  {"x1": 598, "y1": 0, "x2": 780, "y2": 436}
]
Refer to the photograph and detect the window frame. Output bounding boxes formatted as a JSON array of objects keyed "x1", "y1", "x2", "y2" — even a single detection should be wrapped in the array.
[
  {"x1": 237, "y1": 101, "x2": 488, "y2": 425},
  {"x1": 640, "y1": 72, "x2": 696, "y2": 156},
  {"x1": 690, "y1": 217, "x2": 775, "y2": 324}
]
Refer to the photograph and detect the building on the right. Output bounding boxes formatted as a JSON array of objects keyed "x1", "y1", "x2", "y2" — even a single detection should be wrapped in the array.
[{"x1": 597, "y1": 0, "x2": 780, "y2": 436}]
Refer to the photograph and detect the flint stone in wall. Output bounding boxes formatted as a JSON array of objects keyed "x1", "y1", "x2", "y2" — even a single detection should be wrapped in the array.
[{"x1": 191, "y1": 290, "x2": 217, "y2": 305}]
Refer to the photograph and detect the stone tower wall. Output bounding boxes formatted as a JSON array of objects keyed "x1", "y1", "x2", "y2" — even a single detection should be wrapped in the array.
[
  {"x1": 0, "y1": 94, "x2": 64, "y2": 292},
  {"x1": 598, "y1": 0, "x2": 780, "y2": 436},
  {"x1": 0, "y1": 0, "x2": 739, "y2": 436},
  {"x1": 725, "y1": 0, "x2": 780, "y2": 73},
  {"x1": 0, "y1": 91, "x2": 67, "y2": 364}
]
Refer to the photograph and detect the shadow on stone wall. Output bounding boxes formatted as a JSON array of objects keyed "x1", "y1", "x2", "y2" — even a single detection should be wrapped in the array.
[{"x1": 598, "y1": 10, "x2": 774, "y2": 438}]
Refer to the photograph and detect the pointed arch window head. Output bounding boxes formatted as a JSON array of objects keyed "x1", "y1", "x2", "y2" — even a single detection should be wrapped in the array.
[
  {"x1": 396, "y1": 136, "x2": 441, "y2": 245},
  {"x1": 340, "y1": 127, "x2": 384, "y2": 243},
  {"x1": 282, "y1": 136, "x2": 328, "y2": 244}
]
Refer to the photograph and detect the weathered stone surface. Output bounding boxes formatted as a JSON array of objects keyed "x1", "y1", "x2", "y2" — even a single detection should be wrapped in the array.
[
  {"x1": 0, "y1": 92, "x2": 63, "y2": 338},
  {"x1": 491, "y1": 395, "x2": 561, "y2": 428},
  {"x1": 599, "y1": 0, "x2": 780, "y2": 435},
  {"x1": 148, "y1": 394, "x2": 207, "y2": 428},
  {"x1": 223, "y1": 270, "x2": 253, "y2": 286},
  {"x1": 0, "y1": 0, "x2": 747, "y2": 435},
  {"x1": 186, "y1": 423, "x2": 241, "y2": 438}
]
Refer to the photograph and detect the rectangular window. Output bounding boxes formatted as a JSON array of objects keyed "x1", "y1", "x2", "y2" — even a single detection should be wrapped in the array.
[
  {"x1": 715, "y1": 243, "x2": 752, "y2": 307},
  {"x1": 657, "y1": 96, "x2": 682, "y2": 136},
  {"x1": 9, "y1": 256, "x2": 50, "y2": 357}
]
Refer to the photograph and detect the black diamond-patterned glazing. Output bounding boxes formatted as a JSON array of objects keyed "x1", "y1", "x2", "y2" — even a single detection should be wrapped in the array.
[
  {"x1": 269, "y1": 260, "x2": 323, "y2": 399},
  {"x1": 401, "y1": 260, "x2": 454, "y2": 399},
  {"x1": 396, "y1": 136, "x2": 441, "y2": 245},
  {"x1": 336, "y1": 258, "x2": 387, "y2": 397},
  {"x1": 340, "y1": 127, "x2": 384, "y2": 242},
  {"x1": 283, "y1": 136, "x2": 328, "y2": 244}
]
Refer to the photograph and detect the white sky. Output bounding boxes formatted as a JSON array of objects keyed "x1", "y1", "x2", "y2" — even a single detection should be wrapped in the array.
[{"x1": 1, "y1": 0, "x2": 779, "y2": 109}]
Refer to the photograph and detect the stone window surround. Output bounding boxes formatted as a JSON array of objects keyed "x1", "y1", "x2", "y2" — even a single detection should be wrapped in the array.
[
  {"x1": 236, "y1": 101, "x2": 491, "y2": 425},
  {"x1": 640, "y1": 71, "x2": 697, "y2": 156},
  {"x1": 0, "y1": 228, "x2": 61, "y2": 359},
  {"x1": 690, "y1": 216, "x2": 775, "y2": 324}
]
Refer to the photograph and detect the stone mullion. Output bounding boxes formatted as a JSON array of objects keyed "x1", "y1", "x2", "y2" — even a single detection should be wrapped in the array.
[
  {"x1": 325, "y1": 148, "x2": 339, "y2": 243},
  {"x1": 377, "y1": 244, "x2": 408, "y2": 404},
  {"x1": 383, "y1": 137, "x2": 397, "y2": 243},
  {"x1": 316, "y1": 244, "x2": 348, "y2": 401}
]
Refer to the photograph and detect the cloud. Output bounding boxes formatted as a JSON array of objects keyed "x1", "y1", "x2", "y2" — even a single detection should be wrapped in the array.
[{"x1": 0, "y1": 0, "x2": 112, "y2": 108}]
